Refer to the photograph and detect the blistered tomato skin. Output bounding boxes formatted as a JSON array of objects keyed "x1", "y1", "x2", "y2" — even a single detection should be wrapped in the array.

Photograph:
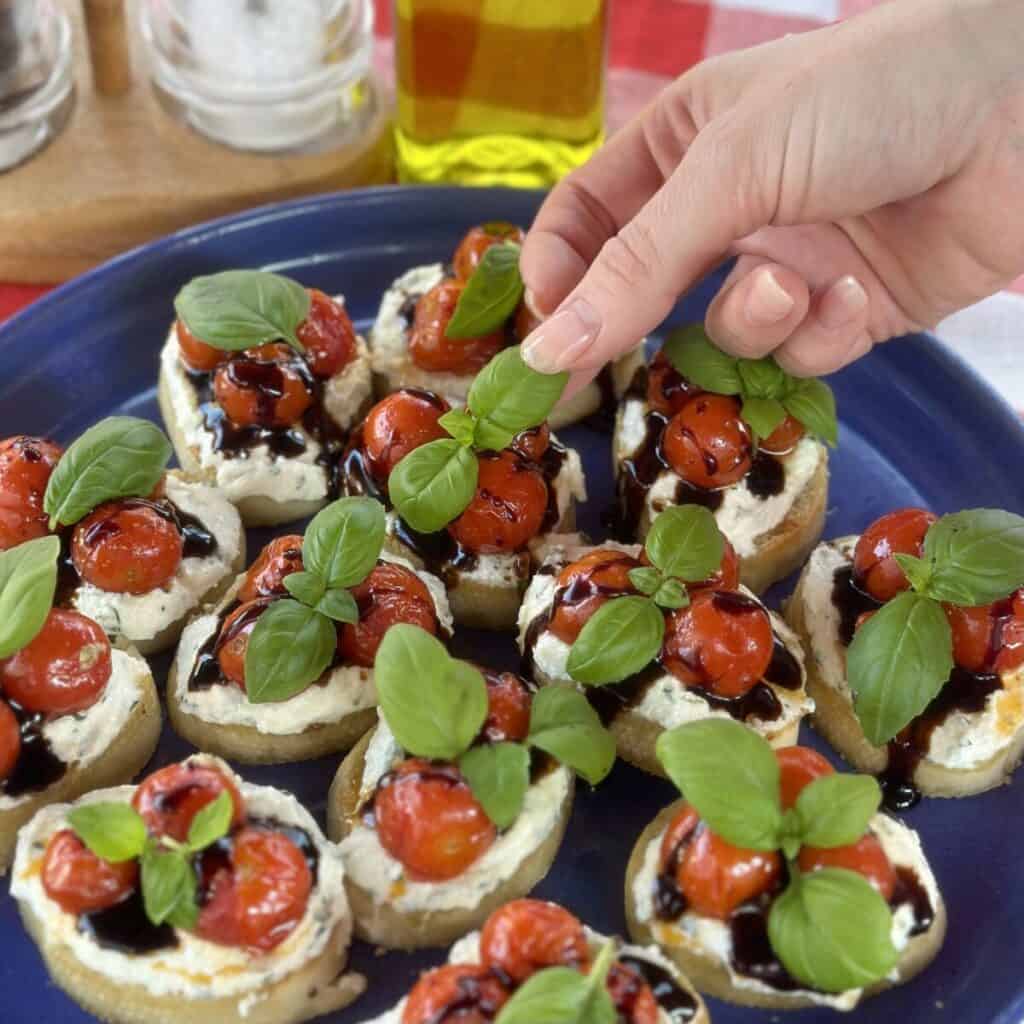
[
  {"x1": 401, "y1": 964, "x2": 509, "y2": 1024},
  {"x1": 239, "y1": 535, "x2": 304, "y2": 603},
  {"x1": 453, "y1": 222, "x2": 525, "y2": 281},
  {"x1": 647, "y1": 351, "x2": 700, "y2": 416},
  {"x1": 213, "y1": 343, "x2": 315, "y2": 429},
  {"x1": 0, "y1": 699, "x2": 20, "y2": 780},
  {"x1": 661, "y1": 591, "x2": 774, "y2": 698},
  {"x1": 216, "y1": 599, "x2": 272, "y2": 690},
  {"x1": 509, "y1": 423, "x2": 550, "y2": 463},
  {"x1": 758, "y1": 414, "x2": 806, "y2": 455},
  {"x1": 662, "y1": 394, "x2": 753, "y2": 490},
  {"x1": 606, "y1": 962, "x2": 660, "y2": 1024},
  {"x1": 374, "y1": 759, "x2": 496, "y2": 882},
  {"x1": 296, "y1": 289, "x2": 357, "y2": 378},
  {"x1": 549, "y1": 548, "x2": 641, "y2": 645},
  {"x1": 995, "y1": 590, "x2": 1024, "y2": 673},
  {"x1": 71, "y1": 500, "x2": 184, "y2": 594},
  {"x1": 798, "y1": 834, "x2": 896, "y2": 901},
  {"x1": 945, "y1": 603, "x2": 993, "y2": 673},
  {"x1": 481, "y1": 672, "x2": 533, "y2": 743},
  {"x1": 362, "y1": 390, "x2": 450, "y2": 482},
  {"x1": 0, "y1": 435, "x2": 63, "y2": 551},
  {"x1": 132, "y1": 762, "x2": 245, "y2": 842},
  {"x1": 338, "y1": 562, "x2": 438, "y2": 668},
  {"x1": 408, "y1": 280, "x2": 506, "y2": 375},
  {"x1": 480, "y1": 899, "x2": 589, "y2": 984},
  {"x1": 175, "y1": 319, "x2": 225, "y2": 373},
  {"x1": 42, "y1": 830, "x2": 138, "y2": 915},
  {"x1": 776, "y1": 746, "x2": 834, "y2": 810},
  {"x1": 659, "y1": 805, "x2": 701, "y2": 878},
  {"x1": 853, "y1": 508, "x2": 937, "y2": 603},
  {"x1": 448, "y1": 451, "x2": 549, "y2": 554},
  {"x1": 0, "y1": 609, "x2": 111, "y2": 715}
]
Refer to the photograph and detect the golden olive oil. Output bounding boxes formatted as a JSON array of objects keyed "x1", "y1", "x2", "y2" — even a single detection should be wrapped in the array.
[{"x1": 393, "y1": 0, "x2": 607, "y2": 186}]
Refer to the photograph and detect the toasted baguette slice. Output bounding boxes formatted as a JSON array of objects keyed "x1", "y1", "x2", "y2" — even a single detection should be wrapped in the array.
[
  {"x1": 328, "y1": 728, "x2": 574, "y2": 950},
  {"x1": 625, "y1": 799, "x2": 946, "y2": 1011}
]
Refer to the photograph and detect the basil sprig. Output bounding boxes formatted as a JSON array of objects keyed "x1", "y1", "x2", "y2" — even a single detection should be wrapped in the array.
[
  {"x1": 44, "y1": 417, "x2": 172, "y2": 528},
  {"x1": 388, "y1": 346, "x2": 568, "y2": 533},
  {"x1": 663, "y1": 325, "x2": 838, "y2": 446},
  {"x1": 68, "y1": 790, "x2": 234, "y2": 930},
  {"x1": 847, "y1": 507, "x2": 1024, "y2": 744},
  {"x1": 375, "y1": 625, "x2": 614, "y2": 829},
  {"x1": 174, "y1": 270, "x2": 311, "y2": 354},
  {"x1": 566, "y1": 506, "x2": 725, "y2": 685},
  {"x1": 0, "y1": 536, "x2": 60, "y2": 658},
  {"x1": 447, "y1": 242, "x2": 524, "y2": 339},
  {"x1": 656, "y1": 719, "x2": 896, "y2": 994},
  {"x1": 244, "y1": 498, "x2": 385, "y2": 704}
]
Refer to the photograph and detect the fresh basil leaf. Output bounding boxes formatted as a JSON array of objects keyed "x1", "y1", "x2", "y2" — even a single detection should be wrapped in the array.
[
  {"x1": 316, "y1": 587, "x2": 359, "y2": 624},
  {"x1": 174, "y1": 269, "x2": 311, "y2": 352},
  {"x1": 458, "y1": 742, "x2": 530, "y2": 829},
  {"x1": 468, "y1": 346, "x2": 568, "y2": 452},
  {"x1": 645, "y1": 505, "x2": 725, "y2": 583},
  {"x1": 283, "y1": 570, "x2": 326, "y2": 608},
  {"x1": 0, "y1": 536, "x2": 60, "y2": 658},
  {"x1": 794, "y1": 775, "x2": 881, "y2": 850},
  {"x1": 566, "y1": 596, "x2": 665, "y2": 685},
  {"x1": 389, "y1": 439, "x2": 479, "y2": 533},
  {"x1": 782, "y1": 378, "x2": 838, "y2": 447},
  {"x1": 141, "y1": 847, "x2": 194, "y2": 926},
  {"x1": 166, "y1": 892, "x2": 199, "y2": 932},
  {"x1": 303, "y1": 497, "x2": 386, "y2": 590},
  {"x1": 527, "y1": 686, "x2": 616, "y2": 785},
  {"x1": 768, "y1": 868, "x2": 898, "y2": 993},
  {"x1": 374, "y1": 624, "x2": 488, "y2": 760},
  {"x1": 185, "y1": 791, "x2": 234, "y2": 853},
  {"x1": 738, "y1": 358, "x2": 789, "y2": 400},
  {"x1": 652, "y1": 578, "x2": 689, "y2": 610},
  {"x1": 439, "y1": 408, "x2": 477, "y2": 447},
  {"x1": 44, "y1": 417, "x2": 172, "y2": 528},
  {"x1": 847, "y1": 591, "x2": 953, "y2": 745},
  {"x1": 446, "y1": 242, "x2": 523, "y2": 338},
  {"x1": 656, "y1": 719, "x2": 783, "y2": 850},
  {"x1": 244, "y1": 600, "x2": 336, "y2": 704},
  {"x1": 893, "y1": 553, "x2": 932, "y2": 595},
  {"x1": 662, "y1": 325, "x2": 742, "y2": 395},
  {"x1": 627, "y1": 566, "x2": 662, "y2": 596},
  {"x1": 920, "y1": 509, "x2": 1024, "y2": 606},
  {"x1": 778, "y1": 808, "x2": 804, "y2": 862},
  {"x1": 67, "y1": 803, "x2": 146, "y2": 863},
  {"x1": 741, "y1": 396, "x2": 787, "y2": 441}
]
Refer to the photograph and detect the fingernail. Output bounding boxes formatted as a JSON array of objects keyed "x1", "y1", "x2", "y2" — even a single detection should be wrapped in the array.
[
  {"x1": 817, "y1": 275, "x2": 868, "y2": 330},
  {"x1": 745, "y1": 268, "x2": 796, "y2": 326},
  {"x1": 524, "y1": 288, "x2": 547, "y2": 319},
  {"x1": 521, "y1": 298, "x2": 602, "y2": 374}
]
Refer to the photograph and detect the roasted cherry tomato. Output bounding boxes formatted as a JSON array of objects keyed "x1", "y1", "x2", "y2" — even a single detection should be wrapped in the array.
[
  {"x1": 401, "y1": 964, "x2": 509, "y2": 1024},
  {"x1": 338, "y1": 562, "x2": 438, "y2": 668},
  {"x1": 216, "y1": 599, "x2": 272, "y2": 690},
  {"x1": 513, "y1": 300, "x2": 542, "y2": 342},
  {"x1": 0, "y1": 435, "x2": 63, "y2": 551},
  {"x1": 295, "y1": 289, "x2": 358, "y2": 378},
  {"x1": 606, "y1": 961, "x2": 660, "y2": 1024},
  {"x1": 798, "y1": 834, "x2": 896, "y2": 901},
  {"x1": 853, "y1": 508, "x2": 937, "y2": 603},
  {"x1": 71, "y1": 499, "x2": 183, "y2": 594},
  {"x1": 946, "y1": 590, "x2": 1024, "y2": 675},
  {"x1": 41, "y1": 830, "x2": 138, "y2": 915},
  {"x1": 661, "y1": 591, "x2": 774, "y2": 698},
  {"x1": 480, "y1": 899, "x2": 589, "y2": 984},
  {"x1": 409, "y1": 280, "x2": 506, "y2": 375},
  {"x1": 175, "y1": 319, "x2": 226, "y2": 372},
  {"x1": 776, "y1": 746, "x2": 834, "y2": 810},
  {"x1": 0, "y1": 699, "x2": 20, "y2": 781},
  {"x1": 213, "y1": 343, "x2": 314, "y2": 429},
  {"x1": 453, "y1": 222, "x2": 525, "y2": 281},
  {"x1": 132, "y1": 761, "x2": 245, "y2": 842},
  {"x1": 0, "y1": 609, "x2": 110, "y2": 715},
  {"x1": 374, "y1": 759, "x2": 496, "y2": 881},
  {"x1": 548, "y1": 548, "x2": 641, "y2": 645},
  {"x1": 509, "y1": 423, "x2": 550, "y2": 463},
  {"x1": 995, "y1": 590, "x2": 1024, "y2": 674},
  {"x1": 481, "y1": 671, "x2": 533, "y2": 743},
  {"x1": 758, "y1": 414, "x2": 806, "y2": 455},
  {"x1": 362, "y1": 389, "x2": 451, "y2": 482},
  {"x1": 239, "y1": 535, "x2": 304, "y2": 603},
  {"x1": 662, "y1": 394, "x2": 753, "y2": 490},
  {"x1": 448, "y1": 452, "x2": 549, "y2": 555},
  {"x1": 659, "y1": 805, "x2": 701, "y2": 878},
  {"x1": 646, "y1": 351, "x2": 700, "y2": 416},
  {"x1": 684, "y1": 536, "x2": 741, "y2": 593}
]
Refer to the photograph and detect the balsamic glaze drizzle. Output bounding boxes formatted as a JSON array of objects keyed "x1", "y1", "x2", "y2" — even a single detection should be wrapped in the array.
[
  {"x1": 618, "y1": 955, "x2": 698, "y2": 1022},
  {"x1": 1, "y1": 700, "x2": 66, "y2": 797}
]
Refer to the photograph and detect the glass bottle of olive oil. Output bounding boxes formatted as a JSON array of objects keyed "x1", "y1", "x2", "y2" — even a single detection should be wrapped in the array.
[{"x1": 393, "y1": 0, "x2": 607, "y2": 187}]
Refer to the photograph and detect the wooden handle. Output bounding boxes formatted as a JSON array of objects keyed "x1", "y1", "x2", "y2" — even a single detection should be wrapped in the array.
[{"x1": 81, "y1": 0, "x2": 132, "y2": 97}]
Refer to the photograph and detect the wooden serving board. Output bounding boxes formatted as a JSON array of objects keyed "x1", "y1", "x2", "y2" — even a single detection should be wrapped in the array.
[{"x1": 0, "y1": 0, "x2": 394, "y2": 284}]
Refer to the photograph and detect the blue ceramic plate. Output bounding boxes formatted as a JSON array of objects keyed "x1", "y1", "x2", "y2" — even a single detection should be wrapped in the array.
[{"x1": 0, "y1": 187, "x2": 1021, "y2": 1024}]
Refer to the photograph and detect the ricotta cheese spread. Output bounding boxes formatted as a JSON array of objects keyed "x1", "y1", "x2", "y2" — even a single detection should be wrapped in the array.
[
  {"x1": 71, "y1": 474, "x2": 243, "y2": 645},
  {"x1": 630, "y1": 810, "x2": 940, "y2": 1011},
  {"x1": 11, "y1": 756, "x2": 353, "y2": 1008},
  {"x1": 613, "y1": 396, "x2": 825, "y2": 555},
  {"x1": 173, "y1": 553, "x2": 452, "y2": 735}
]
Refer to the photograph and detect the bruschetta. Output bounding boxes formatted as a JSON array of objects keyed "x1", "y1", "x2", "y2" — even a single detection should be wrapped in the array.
[{"x1": 159, "y1": 270, "x2": 374, "y2": 526}]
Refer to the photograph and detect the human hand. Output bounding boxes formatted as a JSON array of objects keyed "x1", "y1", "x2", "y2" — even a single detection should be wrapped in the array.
[{"x1": 519, "y1": 0, "x2": 1024, "y2": 397}]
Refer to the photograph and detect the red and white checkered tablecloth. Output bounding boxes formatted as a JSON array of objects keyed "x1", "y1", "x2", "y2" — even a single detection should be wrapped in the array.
[{"x1": 2, "y1": 0, "x2": 1019, "y2": 404}]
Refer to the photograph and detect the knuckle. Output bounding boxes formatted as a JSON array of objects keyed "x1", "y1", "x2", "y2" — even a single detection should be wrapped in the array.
[{"x1": 595, "y1": 222, "x2": 663, "y2": 295}]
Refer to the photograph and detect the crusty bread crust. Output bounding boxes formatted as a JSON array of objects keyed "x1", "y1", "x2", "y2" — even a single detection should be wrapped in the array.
[
  {"x1": 327, "y1": 729, "x2": 574, "y2": 950},
  {"x1": 0, "y1": 662, "x2": 161, "y2": 870},
  {"x1": 786, "y1": 563, "x2": 1024, "y2": 797},
  {"x1": 625, "y1": 799, "x2": 947, "y2": 1011}
]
